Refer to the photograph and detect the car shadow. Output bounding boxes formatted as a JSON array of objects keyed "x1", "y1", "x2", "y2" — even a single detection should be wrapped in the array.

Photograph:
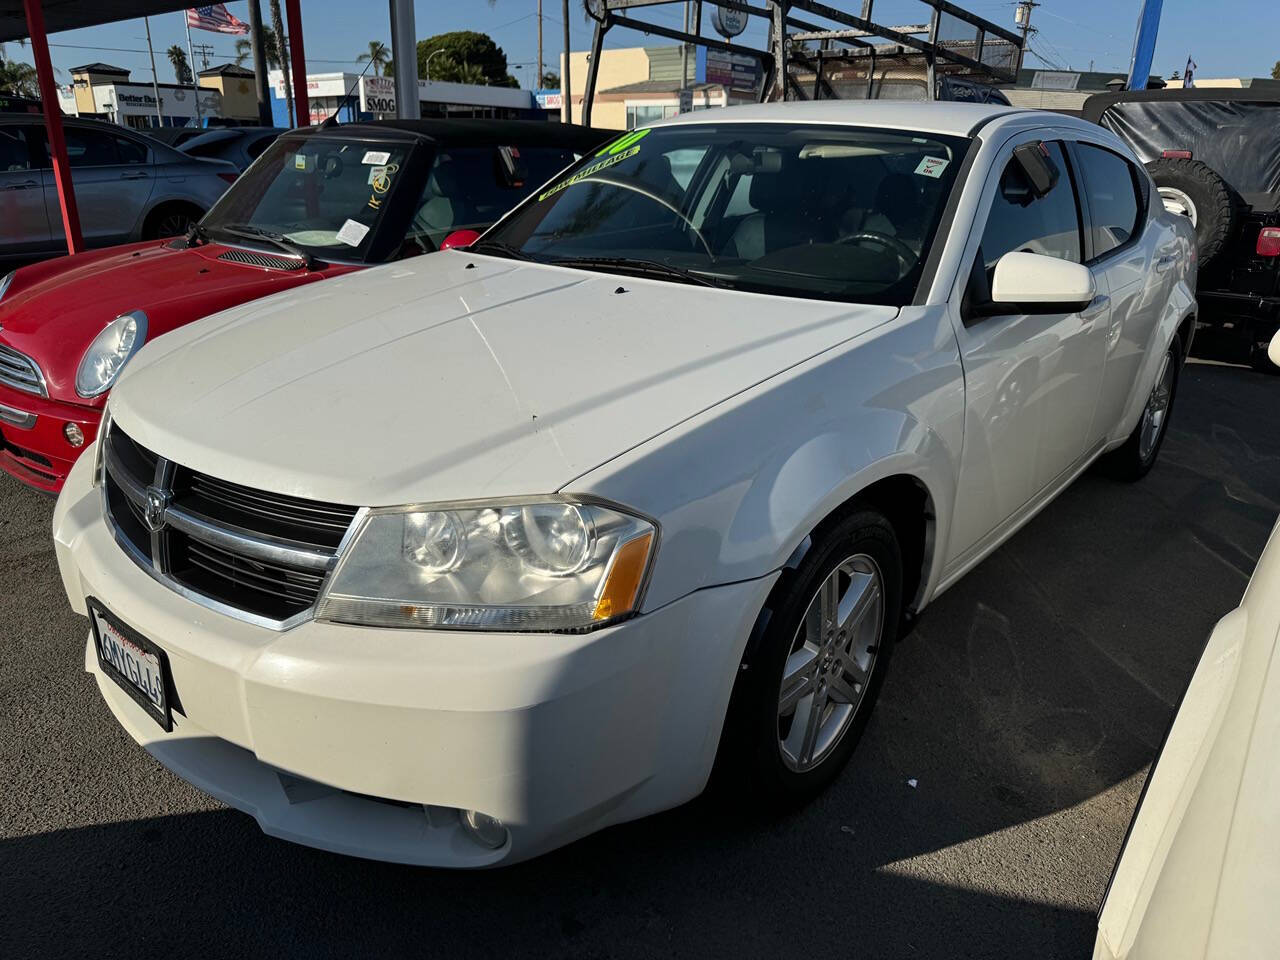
[{"x1": 1, "y1": 361, "x2": 1276, "y2": 959}]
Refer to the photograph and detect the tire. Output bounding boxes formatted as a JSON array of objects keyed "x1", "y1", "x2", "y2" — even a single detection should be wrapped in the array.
[
  {"x1": 715, "y1": 507, "x2": 903, "y2": 805},
  {"x1": 1099, "y1": 333, "x2": 1182, "y2": 482},
  {"x1": 1249, "y1": 339, "x2": 1280, "y2": 374},
  {"x1": 1144, "y1": 158, "x2": 1236, "y2": 270},
  {"x1": 143, "y1": 203, "x2": 202, "y2": 240}
]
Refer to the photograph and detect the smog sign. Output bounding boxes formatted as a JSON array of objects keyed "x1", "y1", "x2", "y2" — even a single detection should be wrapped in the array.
[
  {"x1": 712, "y1": 4, "x2": 748, "y2": 38},
  {"x1": 360, "y1": 75, "x2": 397, "y2": 116}
]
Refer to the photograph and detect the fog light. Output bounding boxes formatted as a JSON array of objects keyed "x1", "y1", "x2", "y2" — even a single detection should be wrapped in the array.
[
  {"x1": 460, "y1": 809, "x2": 508, "y2": 849},
  {"x1": 64, "y1": 423, "x2": 85, "y2": 447}
]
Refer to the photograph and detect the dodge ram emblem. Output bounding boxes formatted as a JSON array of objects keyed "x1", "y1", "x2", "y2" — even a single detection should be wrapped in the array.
[{"x1": 143, "y1": 487, "x2": 168, "y2": 533}]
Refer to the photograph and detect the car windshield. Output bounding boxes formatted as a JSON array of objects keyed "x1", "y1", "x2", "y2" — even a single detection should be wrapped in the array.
[
  {"x1": 201, "y1": 134, "x2": 414, "y2": 261},
  {"x1": 483, "y1": 122, "x2": 969, "y2": 305}
]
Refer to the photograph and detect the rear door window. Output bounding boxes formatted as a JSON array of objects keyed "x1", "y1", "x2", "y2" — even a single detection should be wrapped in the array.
[
  {"x1": 980, "y1": 140, "x2": 1082, "y2": 271},
  {"x1": 1073, "y1": 143, "x2": 1142, "y2": 259},
  {"x1": 61, "y1": 129, "x2": 122, "y2": 167}
]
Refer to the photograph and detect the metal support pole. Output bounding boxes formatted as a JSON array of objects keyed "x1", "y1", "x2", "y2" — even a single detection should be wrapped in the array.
[
  {"x1": 284, "y1": 0, "x2": 310, "y2": 124},
  {"x1": 561, "y1": 0, "x2": 571, "y2": 122},
  {"x1": 247, "y1": 0, "x2": 272, "y2": 125},
  {"x1": 22, "y1": 0, "x2": 83, "y2": 254},
  {"x1": 389, "y1": 0, "x2": 418, "y2": 119},
  {"x1": 143, "y1": 17, "x2": 164, "y2": 125},
  {"x1": 582, "y1": 18, "x2": 607, "y2": 127},
  {"x1": 770, "y1": 0, "x2": 788, "y2": 101},
  {"x1": 537, "y1": 0, "x2": 543, "y2": 91},
  {"x1": 185, "y1": 17, "x2": 203, "y2": 124}
]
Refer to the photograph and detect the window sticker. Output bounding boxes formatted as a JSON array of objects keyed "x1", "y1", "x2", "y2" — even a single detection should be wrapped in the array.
[
  {"x1": 915, "y1": 156, "x2": 950, "y2": 178},
  {"x1": 362, "y1": 150, "x2": 391, "y2": 165},
  {"x1": 537, "y1": 144, "x2": 643, "y2": 202},
  {"x1": 368, "y1": 162, "x2": 398, "y2": 193},
  {"x1": 367, "y1": 164, "x2": 387, "y2": 185},
  {"x1": 594, "y1": 127, "x2": 651, "y2": 157},
  {"x1": 293, "y1": 153, "x2": 314, "y2": 172},
  {"x1": 335, "y1": 219, "x2": 370, "y2": 246}
]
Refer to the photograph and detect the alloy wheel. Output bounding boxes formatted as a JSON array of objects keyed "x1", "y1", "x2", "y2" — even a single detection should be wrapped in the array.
[
  {"x1": 1138, "y1": 349, "x2": 1175, "y2": 461},
  {"x1": 1157, "y1": 186, "x2": 1198, "y2": 227},
  {"x1": 777, "y1": 554, "x2": 884, "y2": 773}
]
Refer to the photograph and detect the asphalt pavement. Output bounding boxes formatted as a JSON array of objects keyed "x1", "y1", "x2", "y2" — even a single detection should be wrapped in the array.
[{"x1": 1, "y1": 358, "x2": 1276, "y2": 959}]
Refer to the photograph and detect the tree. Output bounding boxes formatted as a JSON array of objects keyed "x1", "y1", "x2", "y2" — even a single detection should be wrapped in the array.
[
  {"x1": 415, "y1": 32, "x2": 518, "y2": 87},
  {"x1": 1272, "y1": 60, "x2": 1280, "y2": 80},
  {"x1": 540, "y1": 70, "x2": 559, "y2": 88},
  {"x1": 269, "y1": 0, "x2": 294, "y2": 125},
  {"x1": 0, "y1": 58, "x2": 38, "y2": 97},
  {"x1": 235, "y1": 29, "x2": 282, "y2": 68},
  {"x1": 357, "y1": 40, "x2": 390, "y2": 73},
  {"x1": 167, "y1": 45, "x2": 193, "y2": 85}
]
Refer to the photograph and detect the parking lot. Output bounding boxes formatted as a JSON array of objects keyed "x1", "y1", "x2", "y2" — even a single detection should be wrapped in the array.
[{"x1": 0, "y1": 356, "x2": 1272, "y2": 958}]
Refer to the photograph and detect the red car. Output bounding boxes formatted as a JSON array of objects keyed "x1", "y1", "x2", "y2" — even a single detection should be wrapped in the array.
[{"x1": 0, "y1": 118, "x2": 606, "y2": 493}]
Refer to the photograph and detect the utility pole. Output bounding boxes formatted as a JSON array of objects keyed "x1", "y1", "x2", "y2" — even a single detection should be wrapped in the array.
[
  {"x1": 184, "y1": 13, "x2": 203, "y2": 123},
  {"x1": 1014, "y1": 0, "x2": 1038, "y2": 77},
  {"x1": 561, "y1": 0, "x2": 571, "y2": 122},
  {"x1": 247, "y1": 0, "x2": 272, "y2": 125},
  {"x1": 191, "y1": 42, "x2": 215, "y2": 71},
  {"x1": 537, "y1": 0, "x2": 543, "y2": 90},
  {"x1": 143, "y1": 16, "x2": 164, "y2": 126}
]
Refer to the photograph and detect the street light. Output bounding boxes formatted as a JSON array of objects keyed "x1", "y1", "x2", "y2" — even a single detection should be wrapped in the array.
[{"x1": 424, "y1": 48, "x2": 446, "y2": 80}]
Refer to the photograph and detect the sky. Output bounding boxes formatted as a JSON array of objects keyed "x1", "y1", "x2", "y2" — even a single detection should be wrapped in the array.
[{"x1": 2, "y1": 0, "x2": 1277, "y2": 90}]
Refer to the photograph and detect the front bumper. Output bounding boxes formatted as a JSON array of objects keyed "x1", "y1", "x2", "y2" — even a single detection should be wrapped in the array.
[
  {"x1": 54, "y1": 449, "x2": 776, "y2": 867},
  {"x1": 0, "y1": 381, "x2": 99, "y2": 493}
]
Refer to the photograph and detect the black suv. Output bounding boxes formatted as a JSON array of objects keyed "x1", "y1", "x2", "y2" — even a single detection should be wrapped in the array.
[{"x1": 1083, "y1": 88, "x2": 1280, "y2": 370}]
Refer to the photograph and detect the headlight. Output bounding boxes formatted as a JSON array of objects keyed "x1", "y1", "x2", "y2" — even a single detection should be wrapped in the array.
[
  {"x1": 0, "y1": 271, "x2": 13, "y2": 303},
  {"x1": 316, "y1": 498, "x2": 657, "y2": 632},
  {"x1": 76, "y1": 310, "x2": 148, "y2": 398}
]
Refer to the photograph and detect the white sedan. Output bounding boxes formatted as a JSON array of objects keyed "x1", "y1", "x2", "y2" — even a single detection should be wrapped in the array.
[{"x1": 53, "y1": 101, "x2": 1196, "y2": 866}]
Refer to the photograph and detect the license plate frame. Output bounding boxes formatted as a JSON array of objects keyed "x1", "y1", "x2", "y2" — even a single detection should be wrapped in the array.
[{"x1": 88, "y1": 598, "x2": 173, "y2": 732}]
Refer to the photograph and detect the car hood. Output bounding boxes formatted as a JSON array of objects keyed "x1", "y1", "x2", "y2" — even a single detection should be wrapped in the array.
[
  {"x1": 110, "y1": 251, "x2": 897, "y2": 506},
  {"x1": 0, "y1": 241, "x2": 332, "y2": 405}
]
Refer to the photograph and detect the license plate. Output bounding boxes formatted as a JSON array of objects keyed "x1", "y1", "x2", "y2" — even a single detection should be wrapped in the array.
[{"x1": 89, "y1": 599, "x2": 172, "y2": 732}]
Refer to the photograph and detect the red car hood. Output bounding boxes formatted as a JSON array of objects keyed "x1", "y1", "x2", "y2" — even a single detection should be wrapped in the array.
[{"x1": 0, "y1": 239, "x2": 352, "y2": 406}]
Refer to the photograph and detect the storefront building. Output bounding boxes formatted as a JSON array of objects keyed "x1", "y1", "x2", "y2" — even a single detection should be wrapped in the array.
[
  {"x1": 266, "y1": 71, "x2": 540, "y2": 126},
  {"x1": 56, "y1": 62, "x2": 223, "y2": 129}
]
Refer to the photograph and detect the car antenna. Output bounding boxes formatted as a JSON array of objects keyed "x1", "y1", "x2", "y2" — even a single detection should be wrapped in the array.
[{"x1": 319, "y1": 114, "x2": 339, "y2": 130}]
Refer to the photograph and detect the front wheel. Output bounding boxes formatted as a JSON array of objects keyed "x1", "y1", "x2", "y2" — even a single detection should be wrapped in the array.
[
  {"x1": 716, "y1": 507, "x2": 903, "y2": 804},
  {"x1": 1099, "y1": 334, "x2": 1181, "y2": 481}
]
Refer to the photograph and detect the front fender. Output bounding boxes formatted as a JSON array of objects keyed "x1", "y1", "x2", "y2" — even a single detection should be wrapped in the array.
[{"x1": 571, "y1": 307, "x2": 964, "y2": 613}]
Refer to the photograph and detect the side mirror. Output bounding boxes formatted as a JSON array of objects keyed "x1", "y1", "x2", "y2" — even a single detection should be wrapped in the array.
[
  {"x1": 971, "y1": 251, "x2": 1095, "y2": 318},
  {"x1": 440, "y1": 229, "x2": 482, "y2": 251},
  {"x1": 1269, "y1": 327, "x2": 1280, "y2": 368}
]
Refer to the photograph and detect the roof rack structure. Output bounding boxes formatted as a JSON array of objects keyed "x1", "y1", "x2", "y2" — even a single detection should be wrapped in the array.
[{"x1": 580, "y1": 0, "x2": 1024, "y2": 124}]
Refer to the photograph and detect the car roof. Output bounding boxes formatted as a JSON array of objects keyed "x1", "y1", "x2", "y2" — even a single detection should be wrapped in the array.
[
  {"x1": 285, "y1": 117, "x2": 611, "y2": 152},
  {"x1": 650, "y1": 99, "x2": 1029, "y2": 137},
  {"x1": 1081, "y1": 87, "x2": 1280, "y2": 124}
]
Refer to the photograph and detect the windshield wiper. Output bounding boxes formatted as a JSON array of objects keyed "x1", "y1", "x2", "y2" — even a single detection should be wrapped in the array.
[
  {"x1": 467, "y1": 239, "x2": 539, "y2": 262},
  {"x1": 183, "y1": 222, "x2": 210, "y2": 248},
  {"x1": 218, "y1": 224, "x2": 318, "y2": 270},
  {"x1": 549, "y1": 256, "x2": 730, "y2": 289}
]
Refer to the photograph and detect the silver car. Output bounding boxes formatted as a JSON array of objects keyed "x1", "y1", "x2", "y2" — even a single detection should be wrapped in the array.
[{"x1": 0, "y1": 115, "x2": 237, "y2": 260}]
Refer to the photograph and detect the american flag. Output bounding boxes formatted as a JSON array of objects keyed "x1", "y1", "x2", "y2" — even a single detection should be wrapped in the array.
[{"x1": 186, "y1": 5, "x2": 250, "y2": 35}]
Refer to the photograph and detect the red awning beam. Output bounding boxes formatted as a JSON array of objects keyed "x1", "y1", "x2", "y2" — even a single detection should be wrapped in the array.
[{"x1": 22, "y1": 0, "x2": 83, "y2": 254}]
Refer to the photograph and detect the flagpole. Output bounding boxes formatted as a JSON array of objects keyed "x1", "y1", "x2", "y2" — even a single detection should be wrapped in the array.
[
  {"x1": 143, "y1": 17, "x2": 165, "y2": 126},
  {"x1": 185, "y1": 12, "x2": 204, "y2": 125}
]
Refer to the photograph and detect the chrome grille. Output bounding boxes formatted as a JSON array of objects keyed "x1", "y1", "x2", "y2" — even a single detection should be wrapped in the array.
[
  {"x1": 102, "y1": 424, "x2": 360, "y2": 627},
  {"x1": 0, "y1": 343, "x2": 47, "y2": 397},
  {"x1": 217, "y1": 249, "x2": 304, "y2": 271}
]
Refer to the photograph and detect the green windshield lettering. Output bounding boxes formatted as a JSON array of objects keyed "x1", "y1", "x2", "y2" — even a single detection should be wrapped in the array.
[{"x1": 537, "y1": 145, "x2": 642, "y2": 202}]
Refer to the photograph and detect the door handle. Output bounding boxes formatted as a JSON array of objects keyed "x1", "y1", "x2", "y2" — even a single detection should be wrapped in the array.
[
  {"x1": 1155, "y1": 253, "x2": 1177, "y2": 273},
  {"x1": 1, "y1": 179, "x2": 38, "y2": 191},
  {"x1": 1080, "y1": 294, "x2": 1110, "y2": 320},
  {"x1": 119, "y1": 171, "x2": 149, "y2": 180}
]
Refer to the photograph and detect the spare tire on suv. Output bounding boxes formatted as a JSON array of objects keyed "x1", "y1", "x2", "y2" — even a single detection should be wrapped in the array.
[{"x1": 1145, "y1": 157, "x2": 1237, "y2": 269}]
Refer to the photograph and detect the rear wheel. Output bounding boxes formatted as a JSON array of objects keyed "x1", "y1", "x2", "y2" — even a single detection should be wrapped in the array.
[
  {"x1": 143, "y1": 203, "x2": 202, "y2": 240},
  {"x1": 1099, "y1": 334, "x2": 1182, "y2": 481},
  {"x1": 716, "y1": 507, "x2": 903, "y2": 804}
]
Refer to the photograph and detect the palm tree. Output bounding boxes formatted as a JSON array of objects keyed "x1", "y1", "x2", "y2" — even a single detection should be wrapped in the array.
[
  {"x1": 167, "y1": 44, "x2": 193, "y2": 85},
  {"x1": 269, "y1": 0, "x2": 294, "y2": 125},
  {"x1": 454, "y1": 60, "x2": 487, "y2": 86},
  {"x1": 234, "y1": 29, "x2": 281, "y2": 69},
  {"x1": 356, "y1": 41, "x2": 390, "y2": 74},
  {"x1": 0, "y1": 58, "x2": 38, "y2": 97}
]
